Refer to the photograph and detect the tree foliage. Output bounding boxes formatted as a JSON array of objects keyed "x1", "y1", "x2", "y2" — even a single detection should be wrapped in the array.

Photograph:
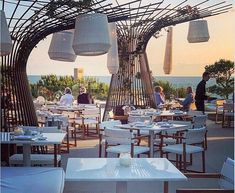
[
  {"x1": 30, "y1": 75, "x2": 109, "y2": 101},
  {"x1": 205, "y1": 59, "x2": 234, "y2": 99},
  {"x1": 153, "y1": 79, "x2": 186, "y2": 99}
]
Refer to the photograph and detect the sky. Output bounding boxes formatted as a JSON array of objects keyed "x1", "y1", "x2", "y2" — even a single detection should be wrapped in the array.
[{"x1": 27, "y1": 1, "x2": 235, "y2": 77}]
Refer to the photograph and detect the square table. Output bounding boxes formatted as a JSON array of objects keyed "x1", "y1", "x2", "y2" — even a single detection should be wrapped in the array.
[
  {"x1": 65, "y1": 158, "x2": 187, "y2": 193},
  {"x1": 0, "y1": 132, "x2": 66, "y2": 166}
]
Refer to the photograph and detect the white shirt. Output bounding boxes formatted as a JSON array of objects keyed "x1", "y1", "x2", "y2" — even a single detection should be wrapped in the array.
[{"x1": 59, "y1": 94, "x2": 74, "y2": 106}]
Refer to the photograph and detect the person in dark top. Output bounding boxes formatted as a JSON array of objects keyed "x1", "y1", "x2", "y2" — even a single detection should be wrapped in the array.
[
  {"x1": 77, "y1": 86, "x2": 93, "y2": 104},
  {"x1": 195, "y1": 71, "x2": 210, "y2": 113}
]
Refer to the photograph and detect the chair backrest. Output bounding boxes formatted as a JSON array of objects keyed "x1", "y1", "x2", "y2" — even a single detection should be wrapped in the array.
[
  {"x1": 223, "y1": 103, "x2": 234, "y2": 112},
  {"x1": 99, "y1": 120, "x2": 121, "y2": 129},
  {"x1": 82, "y1": 108, "x2": 100, "y2": 118},
  {"x1": 104, "y1": 127, "x2": 133, "y2": 145},
  {"x1": 184, "y1": 127, "x2": 206, "y2": 145},
  {"x1": 192, "y1": 115, "x2": 207, "y2": 128},
  {"x1": 219, "y1": 157, "x2": 234, "y2": 190},
  {"x1": 168, "y1": 120, "x2": 192, "y2": 129},
  {"x1": 128, "y1": 115, "x2": 152, "y2": 123},
  {"x1": 216, "y1": 99, "x2": 225, "y2": 107}
]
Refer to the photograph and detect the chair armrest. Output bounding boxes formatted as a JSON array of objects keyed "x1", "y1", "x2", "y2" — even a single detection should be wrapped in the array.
[
  {"x1": 176, "y1": 189, "x2": 234, "y2": 193},
  {"x1": 184, "y1": 173, "x2": 221, "y2": 178}
]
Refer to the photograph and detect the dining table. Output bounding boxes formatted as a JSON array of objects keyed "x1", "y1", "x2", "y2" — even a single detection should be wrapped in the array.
[
  {"x1": 0, "y1": 131, "x2": 66, "y2": 166},
  {"x1": 65, "y1": 158, "x2": 187, "y2": 193}
]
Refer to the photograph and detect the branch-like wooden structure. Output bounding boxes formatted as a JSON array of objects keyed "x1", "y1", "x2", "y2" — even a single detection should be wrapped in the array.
[{"x1": 1, "y1": 0, "x2": 232, "y2": 130}]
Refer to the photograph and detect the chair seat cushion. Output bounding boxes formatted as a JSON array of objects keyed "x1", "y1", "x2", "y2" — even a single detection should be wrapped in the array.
[
  {"x1": 106, "y1": 145, "x2": 149, "y2": 155},
  {"x1": 9, "y1": 154, "x2": 61, "y2": 166},
  {"x1": 162, "y1": 144, "x2": 204, "y2": 154}
]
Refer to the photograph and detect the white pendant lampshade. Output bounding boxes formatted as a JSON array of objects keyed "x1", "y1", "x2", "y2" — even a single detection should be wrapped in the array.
[
  {"x1": 163, "y1": 27, "x2": 173, "y2": 74},
  {"x1": 107, "y1": 22, "x2": 119, "y2": 74},
  {"x1": 187, "y1": 20, "x2": 210, "y2": 43},
  {"x1": 0, "y1": 10, "x2": 12, "y2": 56},
  {"x1": 48, "y1": 30, "x2": 77, "y2": 62},
  {"x1": 73, "y1": 13, "x2": 111, "y2": 56}
]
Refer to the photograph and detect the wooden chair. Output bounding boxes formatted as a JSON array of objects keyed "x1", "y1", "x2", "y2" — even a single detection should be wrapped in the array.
[
  {"x1": 104, "y1": 127, "x2": 150, "y2": 158},
  {"x1": 155, "y1": 120, "x2": 193, "y2": 148},
  {"x1": 74, "y1": 108, "x2": 100, "y2": 139},
  {"x1": 222, "y1": 103, "x2": 234, "y2": 128},
  {"x1": 215, "y1": 100, "x2": 225, "y2": 123},
  {"x1": 176, "y1": 157, "x2": 234, "y2": 193},
  {"x1": 61, "y1": 111, "x2": 78, "y2": 147},
  {"x1": 161, "y1": 127, "x2": 207, "y2": 173},
  {"x1": 192, "y1": 115, "x2": 208, "y2": 149}
]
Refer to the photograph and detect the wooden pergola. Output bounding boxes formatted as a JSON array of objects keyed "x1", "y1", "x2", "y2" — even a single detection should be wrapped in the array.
[{"x1": 1, "y1": 0, "x2": 232, "y2": 130}]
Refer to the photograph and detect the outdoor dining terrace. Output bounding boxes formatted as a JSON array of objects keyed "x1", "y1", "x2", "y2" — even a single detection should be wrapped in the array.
[
  {"x1": 1, "y1": 0, "x2": 234, "y2": 193},
  {"x1": 1, "y1": 104, "x2": 234, "y2": 193}
]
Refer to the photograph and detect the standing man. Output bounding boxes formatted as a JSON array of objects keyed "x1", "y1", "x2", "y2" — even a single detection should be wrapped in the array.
[{"x1": 195, "y1": 71, "x2": 210, "y2": 113}]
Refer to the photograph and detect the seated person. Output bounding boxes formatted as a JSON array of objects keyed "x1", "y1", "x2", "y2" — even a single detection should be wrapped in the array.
[
  {"x1": 154, "y1": 86, "x2": 165, "y2": 107},
  {"x1": 180, "y1": 86, "x2": 195, "y2": 111},
  {"x1": 77, "y1": 86, "x2": 93, "y2": 104},
  {"x1": 59, "y1": 87, "x2": 74, "y2": 106}
]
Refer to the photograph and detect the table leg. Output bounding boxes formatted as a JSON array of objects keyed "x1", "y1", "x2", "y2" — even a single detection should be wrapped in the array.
[
  {"x1": 116, "y1": 181, "x2": 127, "y2": 193},
  {"x1": 54, "y1": 144, "x2": 57, "y2": 167},
  {"x1": 23, "y1": 144, "x2": 31, "y2": 166},
  {"x1": 164, "y1": 181, "x2": 168, "y2": 193},
  {"x1": 149, "y1": 130, "x2": 154, "y2": 157}
]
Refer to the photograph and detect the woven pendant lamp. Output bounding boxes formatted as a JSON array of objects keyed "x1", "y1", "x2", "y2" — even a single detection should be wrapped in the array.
[
  {"x1": 73, "y1": 13, "x2": 111, "y2": 56},
  {"x1": 187, "y1": 20, "x2": 210, "y2": 43},
  {"x1": 0, "y1": 10, "x2": 12, "y2": 56},
  {"x1": 163, "y1": 27, "x2": 173, "y2": 74},
  {"x1": 48, "y1": 30, "x2": 77, "y2": 62},
  {"x1": 107, "y1": 22, "x2": 119, "y2": 74}
]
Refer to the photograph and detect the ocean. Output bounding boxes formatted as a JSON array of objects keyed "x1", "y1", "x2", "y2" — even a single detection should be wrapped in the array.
[{"x1": 28, "y1": 75, "x2": 216, "y2": 90}]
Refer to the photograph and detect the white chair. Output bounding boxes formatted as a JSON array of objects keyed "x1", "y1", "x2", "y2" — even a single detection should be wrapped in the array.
[
  {"x1": 161, "y1": 127, "x2": 207, "y2": 172},
  {"x1": 154, "y1": 120, "x2": 192, "y2": 148},
  {"x1": 222, "y1": 103, "x2": 234, "y2": 128},
  {"x1": 192, "y1": 115, "x2": 208, "y2": 149},
  {"x1": 98, "y1": 120, "x2": 121, "y2": 157},
  {"x1": 104, "y1": 127, "x2": 150, "y2": 158},
  {"x1": 192, "y1": 115, "x2": 207, "y2": 128},
  {"x1": 74, "y1": 108, "x2": 100, "y2": 139},
  {"x1": 215, "y1": 100, "x2": 225, "y2": 123},
  {"x1": 176, "y1": 157, "x2": 234, "y2": 193},
  {"x1": 9, "y1": 126, "x2": 62, "y2": 167},
  {"x1": 128, "y1": 115, "x2": 152, "y2": 135},
  {"x1": 61, "y1": 111, "x2": 78, "y2": 147}
]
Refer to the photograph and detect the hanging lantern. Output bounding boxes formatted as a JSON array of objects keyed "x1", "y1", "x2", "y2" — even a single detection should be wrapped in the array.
[
  {"x1": 163, "y1": 27, "x2": 173, "y2": 74},
  {"x1": 0, "y1": 10, "x2": 12, "y2": 56},
  {"x1": 107, "y1": 22, "x2": 119, "y2": 74},
  {"x1": 48, "y1": 30, "x2": 77, "y2": 62},
  {"x1": 187, "y1": 20, "x2": 210, "y2": 43},
  {"x1": 73, "y1": 13, "x2": 111, "y2": 56}
]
